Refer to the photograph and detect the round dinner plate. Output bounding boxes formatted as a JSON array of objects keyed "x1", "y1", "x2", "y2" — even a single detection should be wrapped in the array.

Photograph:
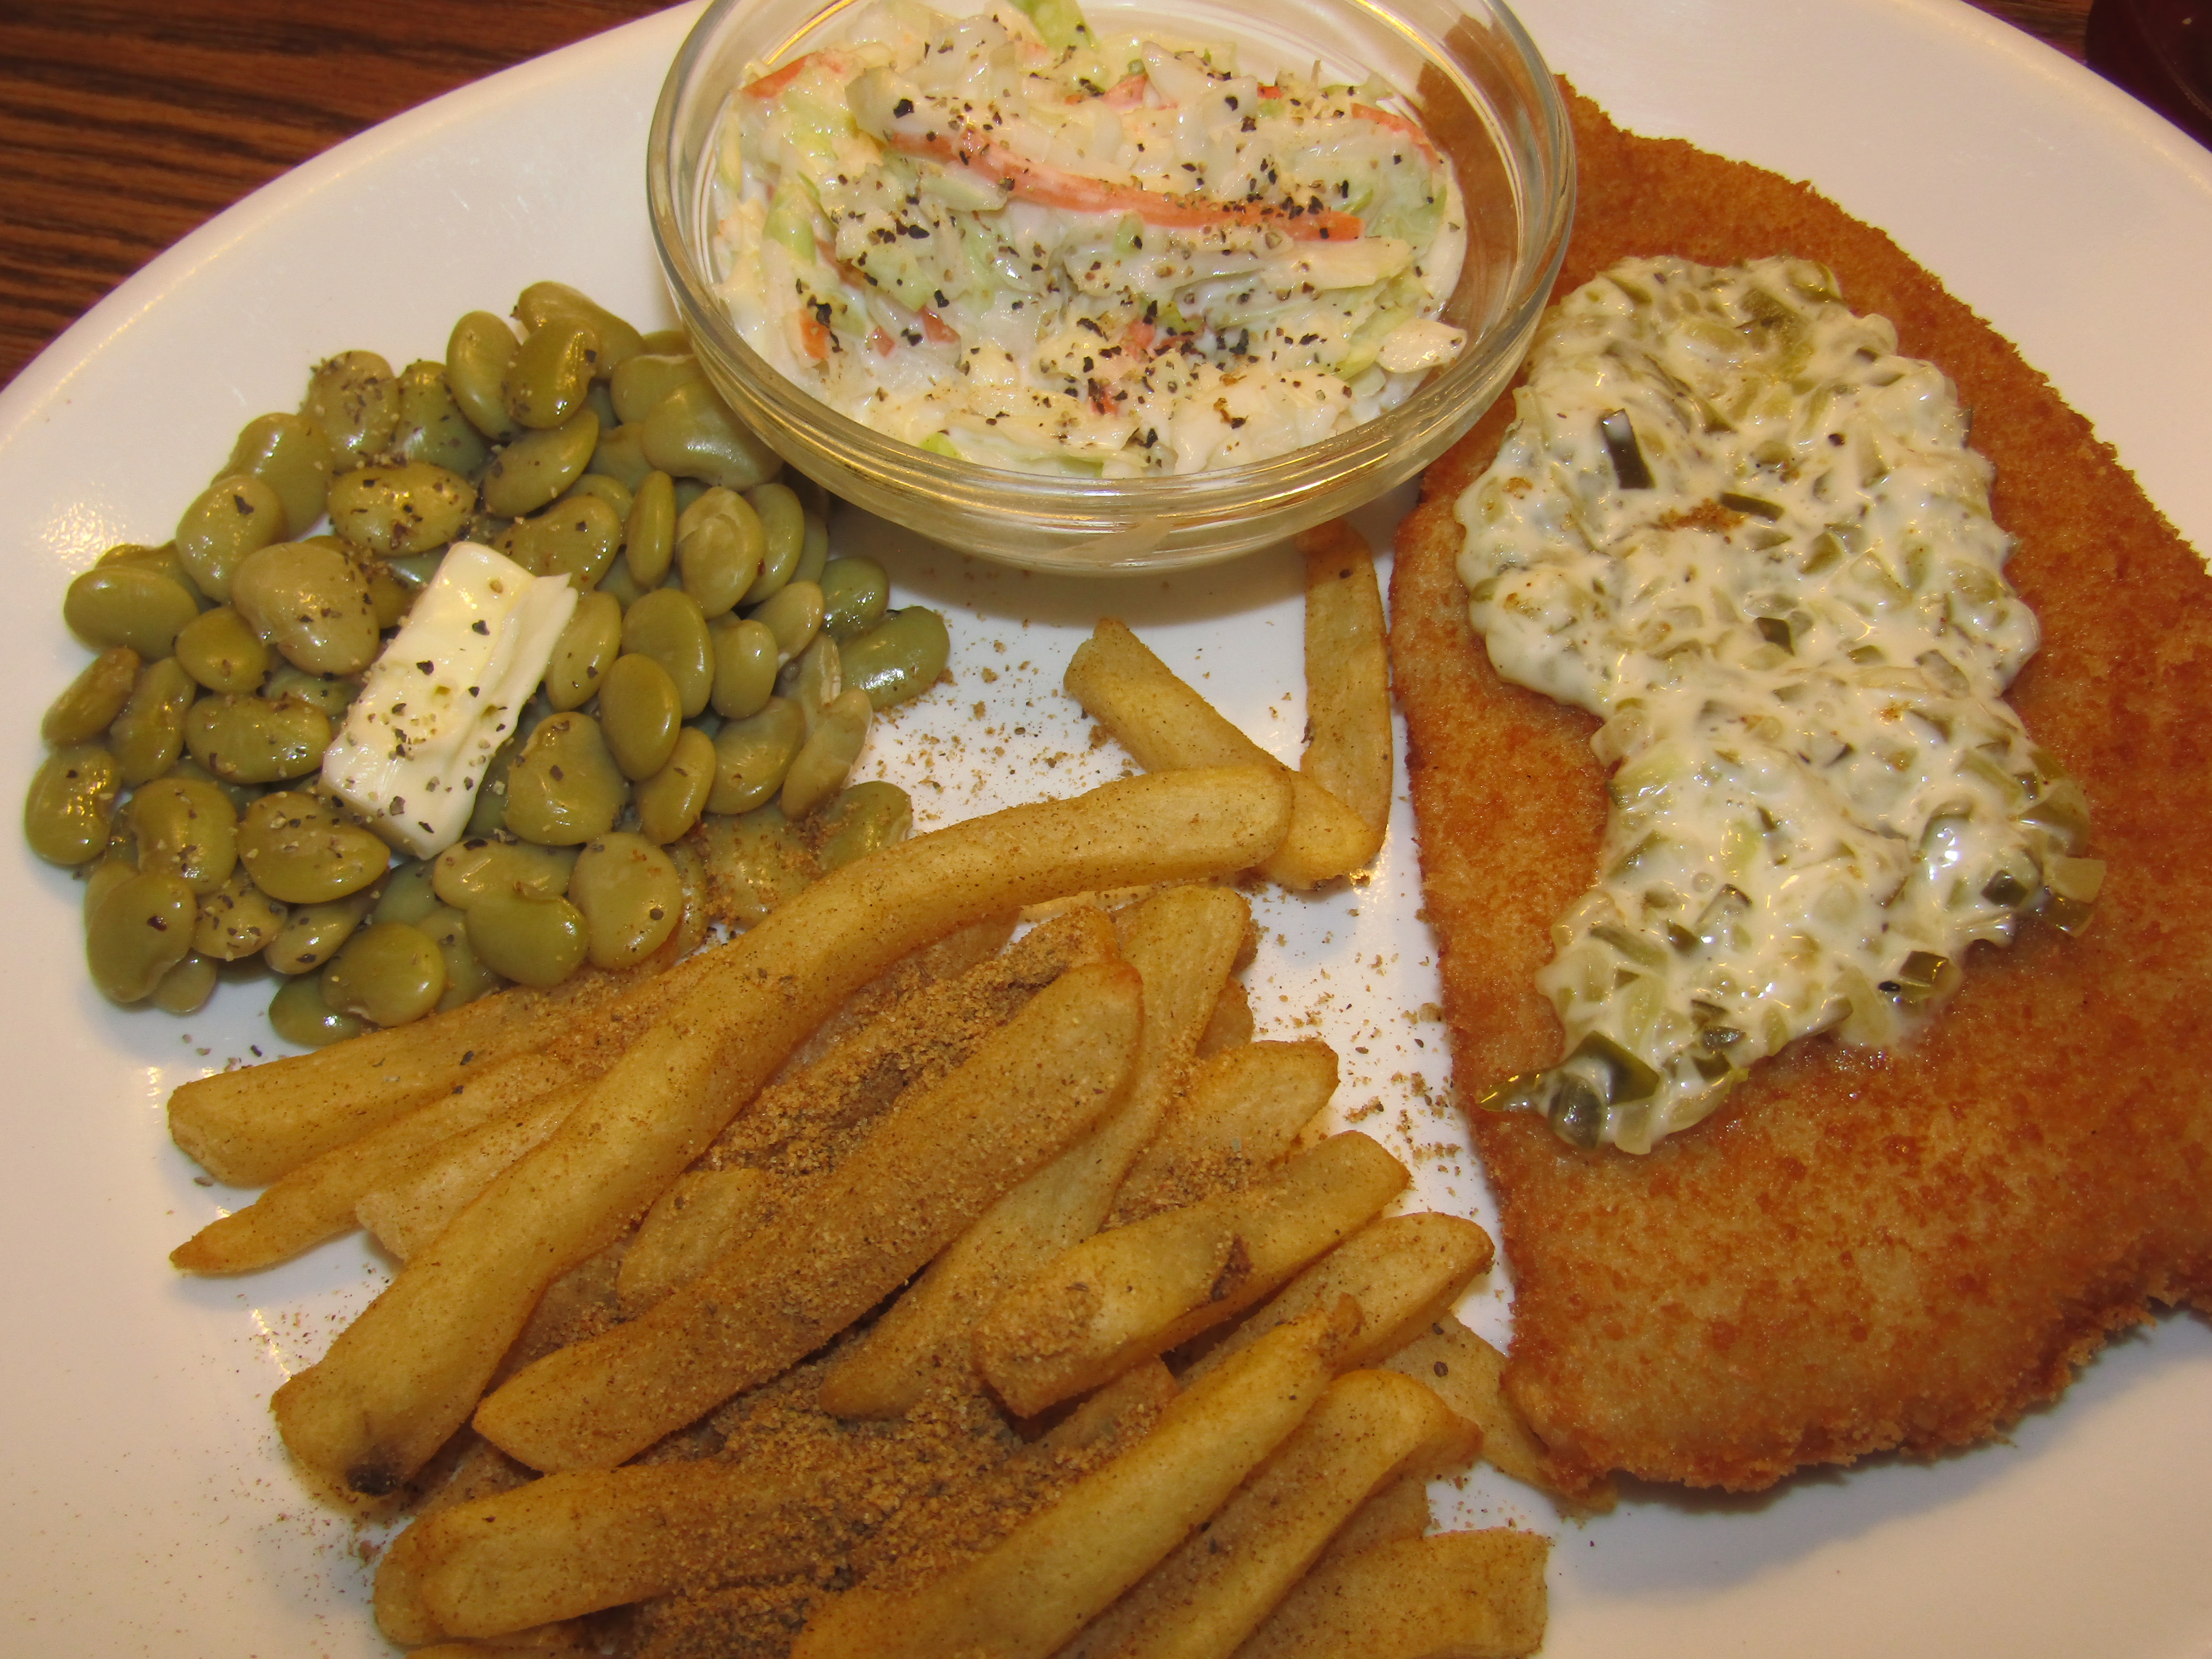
[{"x1": 2, "y1": 2, "x2": 2207, "y2": 1655}]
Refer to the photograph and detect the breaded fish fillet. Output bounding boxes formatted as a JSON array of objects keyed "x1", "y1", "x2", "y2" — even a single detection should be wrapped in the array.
[{"x1": 1390, "y1": 87, "x2": 2212, "y2": 1495}]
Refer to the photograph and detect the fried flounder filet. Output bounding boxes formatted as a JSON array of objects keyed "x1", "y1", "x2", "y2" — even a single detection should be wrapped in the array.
[{"x1": 1390, "y1": 87, "x2": 2212, "y2": 1494}]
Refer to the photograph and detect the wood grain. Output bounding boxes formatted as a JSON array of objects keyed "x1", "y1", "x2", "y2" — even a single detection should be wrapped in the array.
[{"x1": 0, "y1": 0, "x2": 2091, "y2": 395}]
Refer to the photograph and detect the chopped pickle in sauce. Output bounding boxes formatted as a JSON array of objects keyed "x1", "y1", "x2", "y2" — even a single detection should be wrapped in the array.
[{"x1": 1457, "y1": 255, "x2": 2100, "y2": 1152}]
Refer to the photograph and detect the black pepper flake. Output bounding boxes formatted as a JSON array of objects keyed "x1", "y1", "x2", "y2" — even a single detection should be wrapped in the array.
[
  {"x1": 418, "y1": 660, "x2": 435, "y2": 673},
  {"x1": 893, "y1": 96, "x2": 915, "y2": 117},
  {"x1": 471, "y1": 620, "x2": 490, "y2": 635}
]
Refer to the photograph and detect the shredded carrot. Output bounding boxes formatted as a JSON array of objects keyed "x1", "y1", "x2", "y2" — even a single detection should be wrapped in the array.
[
  {"x1": 798, "y1": 310, "x2": 833, "y2": 361},
  {"x1": 920, "y1": 310, "x2": 960, "y2": 345},
  {"x1": 887, "y1": 128, "x2": 1364, "y2": 241}
]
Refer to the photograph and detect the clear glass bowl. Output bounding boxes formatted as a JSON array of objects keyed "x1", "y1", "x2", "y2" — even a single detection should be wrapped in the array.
[{"x1": 648, "y1": 0, "x2": 1573, "y2": 573}]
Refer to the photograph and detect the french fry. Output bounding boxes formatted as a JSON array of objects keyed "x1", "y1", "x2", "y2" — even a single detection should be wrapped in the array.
[
  {"x1": 1057, "y1": 1370, "x2": 1474, "y2": 1659},
  {"x1": 972, "y1": 1133, "x2": 1409, "y2": 1418},
  {"x1": 166, "y1": 984, "x2": 590, "y2": 1188},
  {"x1": 1379, "y1": 1316, "x2": 1617, "y2": 1514},
  {"x1": 1066, "y1": 620, "x2": 1378, "y2": 888},
  {"x1": 168, "y1": 897, "x2": 710, "y2": 1189},
  {"x1": 791, "y1": 1302, "x2": 1358, "y2": 1659},
  {"x1": 1228, "y1": 1530, "x2": 1550, "y2": 1659},
  {"x1": 1039, "y1": 1358, "x2": 1182, "y2": 1453},
  {"x1": 1182, "y1": 1212, "x2": 1495, "y2": 1386},
  {"x1": 168, "y1": 1051, "x2": 581, "y2": 1275},
  {"x1": 474, "y1": 960, "x2": 1146, "y2": 1472},
  {"x1": 271, "y1": 766, "x2": 1291, "y2": 1499},
  {"x1": 613, "y1": 1167, "x2": 772, "y2": 1316},
  {"x1": 1112, "y1": 1039, "x2": 1338, "y2": 1222},
  {"x1": 1294, "y1": 520, "x2": 1393, "y2": 838},
  {"x1": 375, "y1": 1460, "x2": 839, "y2": 1641},
  {"x1": 1320, "y1": 1474, "x2": 1432, "y2": 1565},
  {"x1": 1194, "y1": 976, "x2": 1255, "y2": 1057},
  {"x1": 355, "y1": 1082, "x2": 590, "y2": 1262},
  {"x1": 816, "y1": 884, "x2": 1249, "y2": 1419}
]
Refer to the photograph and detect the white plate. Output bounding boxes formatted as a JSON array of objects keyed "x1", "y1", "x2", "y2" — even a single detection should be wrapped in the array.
[{"x1": 2, "y1": 2, "x2": 2209, "y2": 1654}]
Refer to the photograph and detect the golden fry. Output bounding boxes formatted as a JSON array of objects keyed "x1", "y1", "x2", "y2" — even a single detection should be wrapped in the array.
[
  {"x1": 1229, "y1": 1530, "x2": 1550, "y2": 1659},
  {"x1": 1184, "y1": 1212, "x2": 1495, "y2": 1386},
  {"x1": 816, "y1": 884, "x2": 1248, "y2": 1419},
  {"x1": 272, "y1": 766, "x2": 1291, "y2": 1499},
  {"x1": 1380, "y1": 1315, "x2": 1616, "y2": 1513},
  {"x1": 791, "y1": 1303, "x2": 1358, "y2": 1659},
  {"x1": 1065, "y1": 621, "x2": 1378, "y2": 888},
  {"x1": 1321, "y1": 1474, "x2": 1432, "y2": 1565},
  {"x1": 474, "y1": 960, "x2": 1145, "y2": 1472},
  {"x1": 1295, "y1": 520, "x2": 1393, "y2": 837},
  {"x1": 168, "y1": 1051, "x2": 580, "y2": 1275},
  {"x1": 167, "y1": 986, "x2": 581, "y2": 1188},
  {"x1": 613, "y1": 1167, "x2": 772, "y2": 1316},
  {"x1": 973, "y1": 1133, "x2": 1409, "y2": 1418},
  {"x1": 1057, "y1": 1370, "x2": 1472, "y2": 1659},
  {"x1": 377, "y1": 1461, "x2": 833, "y2": 1642},
  {"x1": 355, "y1": 1082, "x2": 589, "y2": 1262},
  {"x1": 1113, "y1": 1039, "x2": 1338, "y2": 1222}
]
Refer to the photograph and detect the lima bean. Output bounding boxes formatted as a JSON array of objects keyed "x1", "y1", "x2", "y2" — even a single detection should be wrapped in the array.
[
  {"x1": 820, "y1": 556, "x2": 889, "y2": 641},
  {"x1": 304, "y1": 351, "x2": 400, "y2": 468},
  {"x1": 503, "y1": 712, "x2": 628, "y2": 845},
  {"x1": 504, "y1": 317, "x2": 601, "y2": 431},
  {"x1": 842, "y1": 606, "x2": 951, "y2": 710},
  {"x1": 371, "y1": 857, "x2": 441, "y2": 926},
  {"x1": 624, "y1": 470, "x2": 676, "y2": 586},
  {"x1": 610, "y1": 352, "x2": 706, "y2": 423},
  {"x1": 598, "y1": 653, "x2": 683, "y2": 781},
  {"x1": 230, "y1": 541, "x2": 380, "y2": 676},
  {"x1": 269, "y1": 972, "x2": 367, "y2": 1046},
  {"x1": 517, "y1": 282, "x2": 646, "y2": 371},
  {"x1": 24, "y1": 744, "x2": 120, "y2": 866},
  {"x1": 174, "y1": 607, "x2": 270, "y2": 694},
  {"x1": 64, "y1": 564, "x2": 200, "y2": 659},
  {"x1": 194, "y1": 867, "x2": 289, "y2": 960},
  {"x1": 565, "y1": 472, "x2": 634, "y2": 522},
  {"x1": 634, "y1": 726, "x2": 715, "y2": 845},
  {"x1": 749, "y1": 579, "x2": 823, "y2": 664},
  {"x1": 264, "y1": 886, "x2": 380, "y2": 974},
  {"x1": 109, "y1": 656, "x2": 199, "y2": 786},
  {"x1": 696, "y1": 803, "x2": 814, "y2": 925},
  {"x1": 85, "y1": 869, "x2": 197, "y2": 1003},
  {"x1": 544, "y1": 590, "x2": 623, "y2": 711},
  {"x1": 327, "y1": 462, "x2": 476, "y2": 558},
  {"x1": 224, "y1": 413, "x2": 334, "y2": 538},
  {"x1": 151, "y1": 951, "x2": 220, "y2": 1016},
  {"x1": 261, "y1": 665, "x2": 360, "y2": 721},
  {"x1": 176, "y1": 474, "x2": 286, "y2": 602},
  {"x1": 322, "y1": 921, "x2": 447, "y2": 1026},
  {"x1": 41, "y1": 646, "x2": 139, "y2": 745},
  {"x1": 709, "y1": 616, "x2": 778, "y2": 720},
  {"x1": 639, "y1": 378, "x2": 778, "y2": 490},
  {"x1": 446, "y1": 312, "x2": 523, "y2": 443},
  {"x1": 780, "y1": 687, "x2": 872, "y2": 817},
  {"x1": 503, "y1": 493, "x2": 622, "y2": 589},
  {"x1": 128, "y1": 775, "x2": 238, "y2": 894},
  {"x1": 482, "y1": 408, "x2": 600, "y2": 517},
  {"x1": 236, "y1": 791, "x2": 389, "y2": 904},
  {"x1": 675, "y1": 488, "x2": 764, "y2": 618},
  {"x1": 464, "y1": 891, "x2": 588, "y2": 988},
  {"x1": 419, "y1": 905, "x2": 504, "y2": 1010},
  {"x1": 708, "y1": 697, "x2": 804, "y2": 816},
  {"x1": 395, "y1": 359, "x2": 492, "y2": 476},
  {"x1": 184, "y1": 692, "x2": 331, "y2": 784},
  {"x1": 813, "y1": 780, "x2": 913, "y2": 871},
  {"x1": 621, "y1": 588, "x2": 713, "y2": 718},
  {"x1": 568, "y1": 832, "x2": 682, "y2": 969},
  {"x1": 431, "y1": 836, "x2": 579, "y2": 909},
  {"x1": 744, "y1": 483, "x2": 805, "y2": 604}
]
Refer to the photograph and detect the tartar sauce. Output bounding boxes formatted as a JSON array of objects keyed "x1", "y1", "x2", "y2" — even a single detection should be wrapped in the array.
[
  {"x1": 1458, "y1": 256, "x2": 2103, "y2": 1153},
  {"x1": 711, "y1": 0, "x2": 1466, "y2": 475}
]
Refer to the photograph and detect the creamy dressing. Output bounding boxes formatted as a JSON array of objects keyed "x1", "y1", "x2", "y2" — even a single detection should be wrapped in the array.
[
  {"x1": 711, "y1": 0, "x2": 1466, "y2": 475},
  {"x1": 1456, "y1": 256, "x2": 2101, "y2": 1152}
]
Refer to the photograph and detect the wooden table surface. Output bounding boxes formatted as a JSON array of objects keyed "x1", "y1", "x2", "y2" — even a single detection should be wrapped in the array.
[{"x1": 0, "y1": 0, "x2": 2095, "y2": 395}]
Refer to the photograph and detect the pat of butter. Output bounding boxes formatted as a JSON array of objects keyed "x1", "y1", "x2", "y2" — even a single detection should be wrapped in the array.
[{"x1": 322, "y1": 544, "x2": 577, "y2": 859}]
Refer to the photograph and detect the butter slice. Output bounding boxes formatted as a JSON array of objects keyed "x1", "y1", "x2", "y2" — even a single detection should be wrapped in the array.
[{"x1": 322, "y1": 544, "x2": 577, "y2": 859}]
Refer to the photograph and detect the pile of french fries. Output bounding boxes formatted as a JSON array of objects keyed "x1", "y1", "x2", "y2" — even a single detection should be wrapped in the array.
[{"x1": 167, "y1": 526, "x2": 1567, "y2": 1659}]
